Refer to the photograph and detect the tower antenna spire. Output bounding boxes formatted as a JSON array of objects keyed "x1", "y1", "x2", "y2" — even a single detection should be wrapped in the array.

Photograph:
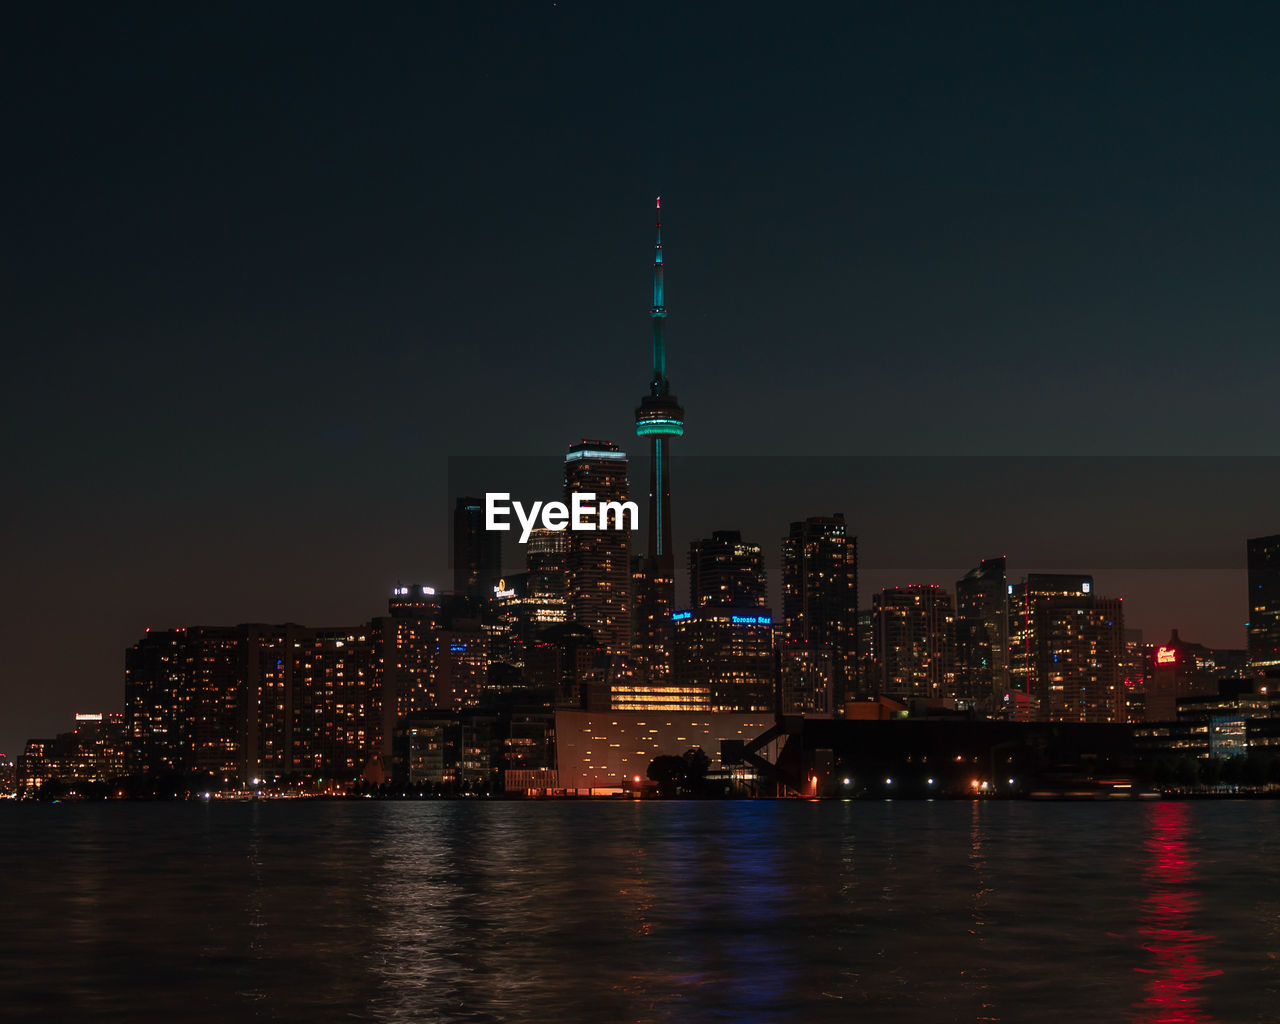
[{"x1": 651, "y1": 195, "x2": 666, "y2": 393}]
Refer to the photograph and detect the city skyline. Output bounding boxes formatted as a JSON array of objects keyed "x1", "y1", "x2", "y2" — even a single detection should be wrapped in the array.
[{"x1": 8, "y1": 3, "x2": 1280, "y2": 755}]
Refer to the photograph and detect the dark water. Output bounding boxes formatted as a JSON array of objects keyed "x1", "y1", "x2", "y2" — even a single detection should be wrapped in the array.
[{"x1": 2, "y1": 800, "x2": 1278, "y2": 1023}]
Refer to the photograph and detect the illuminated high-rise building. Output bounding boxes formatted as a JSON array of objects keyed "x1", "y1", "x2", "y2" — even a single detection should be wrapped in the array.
[
  {"x1": 780, "y1": 643, "x2": 834, "y2": 714},
  {"x1": 1247, "y1": 534, "x2": 1280, "y2": 671},
  {"x1": 563, "y1": 440, "x2": 632, "y2": 657},
  {"x1": 873, "y1": 585, "x2": 957, "y2": 700},
  {"x1": 1007, "y1": 574, "x2": 1126, "y2": 722},
  {"x1": 782, "y1": 514, "x2": 859, "y2": 705},
  {"x1": 125, "y1": 628, "x2": 187, "y2": 775},
  {"x1": 955, "y1": 556, "x2": 1010, "y2": 701},
  {"x1": 689, "y1": 530, "x2": 767, "y2": 609},
  {"x1": 672, "y1": 608, "x2": 772, "y2": 712}
]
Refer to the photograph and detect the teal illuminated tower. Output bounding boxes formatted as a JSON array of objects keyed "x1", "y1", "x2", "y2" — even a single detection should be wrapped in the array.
[{"x1": 635, "y1": 196, "x2": 685, "y2": 570}]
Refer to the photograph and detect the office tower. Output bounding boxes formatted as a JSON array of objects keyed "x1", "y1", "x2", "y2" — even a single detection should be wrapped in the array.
[
  {"x1": 563, "y1": 440, "x2": 632, "y2": 656},
  {"x1": 453, "y1": 496, "x2": 502, "y2": 603},
  {"x1": 1247, "y1": 534, "x2": 1280, "y2": 671},
  {"x1": 955, "y1": 556, "x2": 1010, "y2": 701},
  {"x1": 688, "y1": 530, "x2": 767, "y2": 609},
  {"x1": 672, "y1": 608, "x2": 772, "y2": 712},
  {"x1": 873, "y1": 585, "x2": 957, "y2": 700},
  {"x1": 1007, "y1": 574, "x2": 1126, "y2": 722},
  {"x1": 782, "y1": 514, "x2": 859, "y2": 704}
]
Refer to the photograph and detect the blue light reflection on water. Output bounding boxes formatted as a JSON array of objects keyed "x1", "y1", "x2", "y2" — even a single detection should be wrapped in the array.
[{"x1": 1, "y1": 800, "x2": 1277, "y2": 1023}]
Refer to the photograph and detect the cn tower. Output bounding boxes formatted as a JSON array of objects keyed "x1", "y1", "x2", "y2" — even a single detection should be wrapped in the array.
[{"x1": 634, "y1": 196, "x2": 685, "y2": 571}]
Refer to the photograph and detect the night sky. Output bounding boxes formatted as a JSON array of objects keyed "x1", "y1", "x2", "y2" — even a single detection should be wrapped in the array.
[{"x1": 5, "y1": 2, "x2": 1280, "y2": 754}]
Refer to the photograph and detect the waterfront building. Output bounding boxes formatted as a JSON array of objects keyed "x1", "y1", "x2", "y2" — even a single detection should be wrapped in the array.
[
  {"x1": 672, "y1": 607, "x2": 774, "y2": 713},
  {"x1": 873, "y1": 585, "x2": 957, "y2": 701},
  {"x1": 1006, "y1": 574, "x2": 1126, "y2": 723},
  {"x1": 782, "y1": 514, "x2": 859, "y2": 704},
  {"x1": 1247, "y1": 534, "x2": 1280, "y2": 671},
  {"x1": 955, "y1": 556, "x2": 1010, "y2": 701}
]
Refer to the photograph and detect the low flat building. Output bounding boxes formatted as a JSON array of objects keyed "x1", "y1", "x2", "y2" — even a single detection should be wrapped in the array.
[{"x1": 553, "y1": 709, "x2": 777, "y2": 793}]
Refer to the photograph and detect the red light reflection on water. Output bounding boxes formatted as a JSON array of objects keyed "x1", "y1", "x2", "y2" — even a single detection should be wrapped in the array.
[{"x1": 1135, "y1": 802, "x2": 1220, "y2": 1023}]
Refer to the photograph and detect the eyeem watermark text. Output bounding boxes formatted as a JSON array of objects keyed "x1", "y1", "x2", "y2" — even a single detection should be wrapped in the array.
[{"x1": 485, "y1": 492, "x2": 639, "y2": 543}]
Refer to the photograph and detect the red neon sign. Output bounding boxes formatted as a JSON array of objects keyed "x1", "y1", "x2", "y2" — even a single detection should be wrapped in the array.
[{"x1": 1156, "y1": 646, "x2": 1177, "y2": 665}]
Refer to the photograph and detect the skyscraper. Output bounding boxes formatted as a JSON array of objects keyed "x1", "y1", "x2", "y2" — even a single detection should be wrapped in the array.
[
  {"x1": 1247, "y1": 534, "x2": 1280, "y2": 671},
  {"x1": 688, "y1": 530, "x2": 767, "y2": 609},
  {"x1": 563, "y1": 440, "x2": 632, "y2": 657},
  {"x1": 672, "y1": 608, "x2": 773, "y2": 712},
  {"x1": 453, "y1": 496, "x2": 501, "y2": 603},
  {"x1": 873, "y1": 585, "x2": 957, "y2": 701},
  {"x1": 955, "y1": 556, "x2": 1010, "y2": 701},
  {"x1": 1007, "y1": 574, "x2": 1126, "y2": 722},
  {"x1": 782, "y1": 514, "x2": 859, "y2": 706}
]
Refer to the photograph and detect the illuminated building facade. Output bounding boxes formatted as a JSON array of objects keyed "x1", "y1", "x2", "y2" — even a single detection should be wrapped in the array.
[
  {"x1": 124, "y1": 602, "x2": 425, "y2": 786},
  {"x1": 955, "y1": 556, "x2": 1010, "y2": 701},
  {"x1": 688, "y1": 530, "x2": 767, "y2": 609},
  {"x1": 434, "y1": 618, "x2": 490, "y2": 709},
  {"x1": 496, "y1": 528, "x2": 568, "y2": 640},
  {"x1": 1145, "y1": 629, "x2": 1234, "y2": 722},
  {"x1": 125, "y1": 628, "x2": 188, "y2": 775},
  {"x1": 781, "y1": 642, "x2": 834, "y2": 714},
  {"x1": 1007, "y1": 574, "x2": 1126, "y2": 723},
  {"x1": 553, "y1": 709, "x2": 778, "y2": 793},
  {"x1": 563, "y1": 440, "x2": 632, "y2": 657},
  {"x1": 1247, "y1": 534, "x2": 1280, "y2": 671},
  {"x1": 873, "y1": 585, "x2": 957, "y2": 700},
  {"x1": 16, "y1": 713, "x2": 128, "y2": 796},
  {"x1": 782, "y1": 514, "x2": 859, "y2": 705},
  {"x1": 672, "y1": 608, "x2": 774, "y2": 712}
]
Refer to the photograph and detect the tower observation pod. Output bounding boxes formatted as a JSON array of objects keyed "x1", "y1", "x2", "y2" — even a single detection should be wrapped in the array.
[{"x1": 635, "y1": 196, "x2": 685, "y2": 569}]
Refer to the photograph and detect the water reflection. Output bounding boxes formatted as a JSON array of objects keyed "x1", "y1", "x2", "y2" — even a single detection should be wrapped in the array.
[
  {"x1": 969, "y1": 802, "x2": 998, "y2": 1022},
  {"x1": 1135, "y1": 802, "x2": 1221, "y2": 1023},
  {"x1": 7, "y1": 801, "x2": 1279, "y2": 1023}
]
